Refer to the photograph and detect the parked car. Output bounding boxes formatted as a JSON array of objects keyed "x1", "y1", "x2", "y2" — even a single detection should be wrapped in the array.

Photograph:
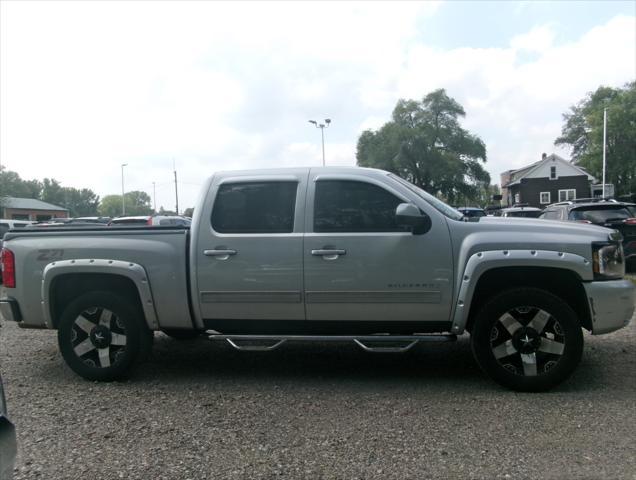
[
  {"x1": 0, "y1": 373, "x2": 16, "y2": 480},
  {"x1": 0, "y1": 220, "x2": 34, "y2": 239},
  {"x1": 540, "y1": 198, "x2": 636, "y2": 271},
  {"x1": 70, "y1": 217, "x2": 112, "y2": 224},
  {"x1": 456, "y1": 207, "x2": 486, "y2": 219},
  {"x1": 484, "y1": 205, "x2": 503, "y2": 216},
  {"x1": 1, "y1": 167, "x2": 634, "y2": 392},
  {"x1": 109, "y1": 215, "x2": 192, "y2": 226},
  {"x1": 1, "y1": 220, "x2": 35, "y2": 283},
  {"x1": 500, "y1": 205, "x2": 543, "y2": 218}
]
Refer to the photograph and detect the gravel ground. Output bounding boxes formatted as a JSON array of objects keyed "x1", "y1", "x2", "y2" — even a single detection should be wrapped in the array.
[{"x1": 1, "y1": 297, "x2": 635, "y2": 480}]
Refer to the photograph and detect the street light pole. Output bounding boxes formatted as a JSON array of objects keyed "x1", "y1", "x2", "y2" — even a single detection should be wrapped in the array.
[
  {"x1": 121, "y1": 163, "x2": 128, "y2": 216},
  {"x1": 152, "y1": 181, "x2": 157, "y2": 213},
  {"x1": 308, "y1": 118, "x2": 331, "y2": 166},
  {"x1": 602, "y1": 108, "x2": 607, "y2": 198}
]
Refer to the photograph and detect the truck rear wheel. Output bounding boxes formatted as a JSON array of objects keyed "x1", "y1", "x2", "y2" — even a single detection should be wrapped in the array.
[
  {"x1": 470, "y1": 288, "x2": 583, "y2": 392},
  {"x1": 57, "y1": 291, "x2": 153, "y2": 381}
]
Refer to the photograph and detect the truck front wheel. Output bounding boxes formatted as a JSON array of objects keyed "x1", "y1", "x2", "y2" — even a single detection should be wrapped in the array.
[
  {"x1": 57, "y1": 291, "x2": 153, "y2": 381},
  {"x1": 470, "y1": 288, "x2": 583, "y2": 392}
]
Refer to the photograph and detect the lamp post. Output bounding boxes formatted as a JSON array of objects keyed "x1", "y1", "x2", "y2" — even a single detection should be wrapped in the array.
[
  {"x1": 121, "y1": 163, "x2": 128, "y2": 216},
  {"x1": 602, "y1": 108, "x2": 607, "y2": 198},
  {"x1": 308, "y1": 118, "x2": 331, "y2": 166}
]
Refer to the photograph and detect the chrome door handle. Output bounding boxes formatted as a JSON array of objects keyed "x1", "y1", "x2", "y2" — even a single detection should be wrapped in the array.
[
  {"x1": 311, "y1": 249, "x2": 346, "y2": 256},
  {"x1": 203, "y1": 249, "x2": 237, "y2": 257}
]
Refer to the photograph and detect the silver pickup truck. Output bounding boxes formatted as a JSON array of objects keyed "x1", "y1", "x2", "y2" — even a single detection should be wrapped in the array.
[{"x1": 1, "y1": 167, "x2": 634, "y2": 391}]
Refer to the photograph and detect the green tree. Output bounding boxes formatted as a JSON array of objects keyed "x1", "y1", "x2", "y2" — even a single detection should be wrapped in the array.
[
  {"x1": 0, "y1": 170, "x2": 42, "y2": 199},
  {"x1": 555, "y1": 81, "x2": 636, "y2": 197},
  {"x1": 356, "y1": 89, "x2": 490, "y2": 204},
  {"x1": 0, "y1": 170, "x2": 100, "y2": 216},
  {"x1": 182, "y1": 207, "x2": 194, "y2": 217},
  {"x1": 99, "y1": 191, "x2": 153, "y2": 217}
]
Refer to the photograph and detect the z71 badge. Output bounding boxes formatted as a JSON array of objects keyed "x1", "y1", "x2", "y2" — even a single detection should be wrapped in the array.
[{"x1": 36, "y1": 249, "x2": 64, "y2": 261}]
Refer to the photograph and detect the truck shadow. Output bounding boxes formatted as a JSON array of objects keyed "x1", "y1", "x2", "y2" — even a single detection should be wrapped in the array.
[{"x1": 144, "y1": 334, "x2": 481, "y2": 386}]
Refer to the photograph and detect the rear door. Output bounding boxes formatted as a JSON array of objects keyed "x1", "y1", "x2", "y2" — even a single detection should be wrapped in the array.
[
  {"x1": 303, "y1": 172, "x2": 454, "y2": 326},
  {"x1": 195, "y1": 172, "x2": 308, "y2": 322}
]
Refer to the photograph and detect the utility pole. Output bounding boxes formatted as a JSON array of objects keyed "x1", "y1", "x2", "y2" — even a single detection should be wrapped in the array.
[
  {"x1": 308, "y1": 118, "x2": 331, "y2": 166},
  {"x1": 121, "y1": 163, "x2": 128, "y2": 216},
  {"x1": 602, "y1": 108, "x2": 607, "y2": 198},
  {"x1": 152, "y1": 182, "x2": 157, "y2": 213},
  {"x1": 173, "y1": 159, "x2": 179, "y2": 215}
]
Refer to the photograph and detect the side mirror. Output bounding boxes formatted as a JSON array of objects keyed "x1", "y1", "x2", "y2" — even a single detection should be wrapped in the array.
[{"x1": 395, "y1": 203, "x2": 432, "y2": 235}]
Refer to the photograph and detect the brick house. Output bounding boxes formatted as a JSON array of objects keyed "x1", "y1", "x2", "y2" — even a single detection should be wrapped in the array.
[
  {"x1": 1, "y1": 197, "x2": 69, "y2": 221},
  {"x1": 501, "y1": 153, "x2": 596, "y2": 208}
]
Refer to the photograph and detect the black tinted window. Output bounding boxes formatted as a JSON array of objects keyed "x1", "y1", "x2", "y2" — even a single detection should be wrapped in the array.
[
  {"x1": 212, "y1": 182, "x2": 297, "y2": 233},
  {"x1": 314, "y1": 180, "x2": 405, "y2": 233},
  {"x1": 569, "y1": 206, "x2": 631, "y2": 223}
]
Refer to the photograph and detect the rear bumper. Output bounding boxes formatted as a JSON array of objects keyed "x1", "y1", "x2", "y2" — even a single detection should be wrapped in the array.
[
  {"x1": 584, "y1": 279, "x2": 635, "y2": 335},
  {"x1": 0, "y1": 299, "x2": 21, "y2": 323}
]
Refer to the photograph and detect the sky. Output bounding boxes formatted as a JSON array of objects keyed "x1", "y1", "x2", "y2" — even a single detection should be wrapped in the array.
[{"x1": 1, "y1": 0, "x2": 635, "y2": 212}]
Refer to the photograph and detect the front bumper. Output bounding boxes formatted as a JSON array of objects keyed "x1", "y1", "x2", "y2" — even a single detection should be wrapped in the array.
[{"x1": 584, "y1": 279, "x2": 635, "y2": 335}]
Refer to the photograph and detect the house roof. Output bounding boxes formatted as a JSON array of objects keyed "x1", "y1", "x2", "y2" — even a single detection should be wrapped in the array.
[
  {"x1": 2, "y1": 197, "x2": 69, "y2": 212},
  {"x1": 503, "y1": 154, "x2": 596, "y2": 187}
]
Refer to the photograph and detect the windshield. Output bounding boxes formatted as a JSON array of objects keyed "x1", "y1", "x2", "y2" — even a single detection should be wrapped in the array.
[
  {"x1": 389, "y1": 174, "x2": 464, "y2": 221},
  {"x1": 569, "y1": 206, "x2": 631, "y2": 223}
]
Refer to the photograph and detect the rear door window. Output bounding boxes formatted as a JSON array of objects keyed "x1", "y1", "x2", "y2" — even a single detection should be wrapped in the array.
[{"x1": 211, "y1": 181, "x2": 298, "y2": 233}]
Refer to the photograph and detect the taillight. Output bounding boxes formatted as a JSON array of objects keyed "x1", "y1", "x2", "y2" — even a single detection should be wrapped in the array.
[
  {"x1": 1, "y1": 248, "x2": 16, "y2": 288},
  {"x1": 146, "y1": 217, "x2": 152, "y2": 225},
  {"x1": 625, "y1": 218, "x2": 636, "y2": 225}
]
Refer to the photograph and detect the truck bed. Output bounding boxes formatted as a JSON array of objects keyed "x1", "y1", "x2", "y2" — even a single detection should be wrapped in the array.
[{"x1": 3, "y1": 226, "x2": 193, "y2": 330}]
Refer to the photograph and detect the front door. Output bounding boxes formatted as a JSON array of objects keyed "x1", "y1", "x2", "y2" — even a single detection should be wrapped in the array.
[
  {"x1": 195, "y1": 172, "x2": 308, "y2": 323},
  {"x1": 303, "y1": 173, "x2": 453, "y2": 326}
]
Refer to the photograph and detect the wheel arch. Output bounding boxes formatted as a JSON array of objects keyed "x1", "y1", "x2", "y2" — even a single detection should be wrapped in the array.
[
  {"x1": 42, "y1": 259, "x2": 159, "y2": 330},
  {"x1": 452, "y1": 250, "x2": 593, "y2": 334}
]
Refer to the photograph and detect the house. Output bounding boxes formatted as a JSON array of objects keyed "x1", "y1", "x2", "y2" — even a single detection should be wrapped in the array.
[
  {"x1": 0, "y1": 197, "x2": 69, "y2": 221},
  {"x1": 500, "y1": 153, "x2": 596, "y2": 208}
]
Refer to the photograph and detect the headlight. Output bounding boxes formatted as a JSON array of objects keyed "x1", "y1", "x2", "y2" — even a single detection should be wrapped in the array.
[{"x1": 592, "y1": 241, "x2": 625, "y2": 280}]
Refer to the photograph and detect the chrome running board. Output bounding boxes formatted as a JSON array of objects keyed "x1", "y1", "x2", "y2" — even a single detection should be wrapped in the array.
[{"x1": 207, "y1": 333, "x2": 456, "y2": 353}]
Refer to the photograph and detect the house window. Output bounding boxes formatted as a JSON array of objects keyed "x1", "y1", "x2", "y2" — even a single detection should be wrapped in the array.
[
  {"x1": 558, "y1": 189, "x2": 576, "y2": 202},
  {"x1": 550, "y1": 166, "x2": 557, "y2": 179},
  {"x1": 540, "y1": 192, "x2": 551, "y2": 204},
  {"x1": 514, "y1": 193, "x2": 520, "y2": 204}
]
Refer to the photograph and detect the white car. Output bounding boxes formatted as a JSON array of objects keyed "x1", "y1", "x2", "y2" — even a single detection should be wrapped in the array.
[{"x1": 109, "y1": 215, "x2": 192, "y2": 226}]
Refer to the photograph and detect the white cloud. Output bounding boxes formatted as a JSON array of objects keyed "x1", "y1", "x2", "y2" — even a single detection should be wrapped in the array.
[
  {"x1": 0, "y1": 2, "x2": 634, "y2": 211},
  {"x1": 510, "y1": 25, "x2": 556, "y2": 52}
]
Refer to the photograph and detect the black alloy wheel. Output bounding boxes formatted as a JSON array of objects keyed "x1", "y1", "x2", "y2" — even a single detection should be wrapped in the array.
[
  {"x1": 471, "y1": 288, "x2": 584, "y2": 392},
  {"x1": 58, "y1": 291, "x2": 153, "y2": 381}
]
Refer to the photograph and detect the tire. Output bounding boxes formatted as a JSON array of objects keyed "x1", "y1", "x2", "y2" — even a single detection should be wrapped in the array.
[
  {"x1": 160, "y1": 328, "x2": 201, "y2": 340},
  {"x1": 57, "y1": 291, "x2": 153, "y2": 381},
  {"x1": 470, "y1": 288, "x2": 583, "y2": 392}
]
